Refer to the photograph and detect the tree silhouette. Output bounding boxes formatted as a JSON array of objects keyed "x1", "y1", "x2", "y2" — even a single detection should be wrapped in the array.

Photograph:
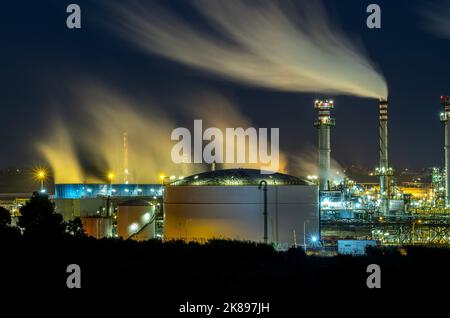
[
  {"x1": 0, "y1": 206, "x2": 11, "y2": 227},
  {"x1": 66, "y1": 217, "x2": 86, "y2": 238},
  {"x1": 0, "y1": 206, "x2": 21, "y2": 239},
  {"x1": 18, "y1": 192, "x2": 66, "y2": 239}
]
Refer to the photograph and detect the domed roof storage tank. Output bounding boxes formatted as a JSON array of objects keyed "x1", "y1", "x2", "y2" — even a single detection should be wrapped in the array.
[
  {"x1": 164, "y1": 169, "x2": 319, "y2": 247},
  {"x1": 117, "y1": 199, "x2": 156, "y2": 240}
]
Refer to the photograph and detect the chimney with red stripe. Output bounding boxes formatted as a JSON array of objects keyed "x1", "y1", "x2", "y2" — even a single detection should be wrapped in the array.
[{"x1": 378, "y1": 99, "x2": 391, "y2": 215}]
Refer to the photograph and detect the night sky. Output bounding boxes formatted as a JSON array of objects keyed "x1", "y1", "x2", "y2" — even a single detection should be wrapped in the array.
[{"x1": 0, "y1": 0, "x2": 449, "y2": 172}]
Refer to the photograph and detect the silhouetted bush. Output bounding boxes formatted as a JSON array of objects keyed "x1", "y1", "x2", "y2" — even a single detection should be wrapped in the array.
[
  {"x1": 0, "y1": 206, "x2": 11, "y2": 226},
  {"x1": 285, "y1": 246, "x2": 307, "y2": 261},
  {"x1": 2, "y1": 194, "x2": 450, "y2": 295},
  {"x1": 66, "y1": 217, "x2": 86, "y2": 238},
  {"x1": 366, "y1": 245, "x2": 402, "y2": 257},
  {"x1": 18, "y1": 192, "x2": 66, "y2": 239},
  {"x1": 0, "y1": 206, "x2": 21, "y2": 240}
]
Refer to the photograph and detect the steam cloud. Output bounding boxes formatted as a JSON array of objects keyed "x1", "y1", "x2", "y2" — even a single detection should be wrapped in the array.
[
  {"x1": 112, "y1": 0, "x2": 387, "y2": 99},
  {"x1": 422, "y1": 2, "x2": 450, "y2": 39},
  {"x1": 38, "y1": 86, "x2": 284, "y2": 183},
  {"x1": 37, "y1": 121, "x2": 85, "y2": 184},
  {"x1": 287, "y1": 148, "x2": 345, "y2": 185},
  {"x1": 182, "y1": 91, "x2": 287, "y2": 172}
]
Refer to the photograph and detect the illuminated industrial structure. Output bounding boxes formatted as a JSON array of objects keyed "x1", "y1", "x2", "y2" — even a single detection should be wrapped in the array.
[
  {"x1": 117, "y1": 199, "x2": 159, "y2": 240},
  {"x1": 48, "y1": 95, "x2": 450, "y2": 246},
  {"x1": 54, "y1": 183, "x2": 163, "y2": 199},
  {"x1": 314, "y1": 99, "x2": 335, "y2": 191},
  {"x1": 440, "y1": 96, "x2": 450, "y2": 207},
  {"x1": 375, "y1": 99, "x2": 393, "y2": 215},
  {"x1": 164, "y1": 169, "x2": 318, "y2": 247},
  {"x1": 4, "y1": 94, "x2": 450, "y2": 248},
  {"x1": 53, "y1": 183, "x2": 163, "y2": 239},
  {"x1": 432, "y1": 167, "x2": 445, "y2": 206},
  {"x1": 316, "y1": 96, "x2": 450, "y2": 246}
]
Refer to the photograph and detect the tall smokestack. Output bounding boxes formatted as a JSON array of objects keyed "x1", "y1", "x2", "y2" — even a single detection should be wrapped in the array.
[
  {"x1": 378, "y1": 99, "x2": 391, "y2": 215},
  {"x1": 440, "y1": 96, "x2": 450, "y2": 206},
  {"x1": 314, "y1": 99, "x2": 335, "y2": 191}
]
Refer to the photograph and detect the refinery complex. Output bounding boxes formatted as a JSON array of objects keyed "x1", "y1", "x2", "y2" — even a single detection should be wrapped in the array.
[
  {"x1": 2, "y1": 96, "x2": 450, "y2": 252},
  {"x1": 3, "y1": 0, "x2": 450, "y2": 308},
  {"x1": 3, "y1": 0, "x2": 449, "y2": 256}
]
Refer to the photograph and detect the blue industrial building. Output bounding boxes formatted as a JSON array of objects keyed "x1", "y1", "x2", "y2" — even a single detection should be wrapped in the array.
[{"x1": 54, "y1": 184, "x2": 163, "y2": 199}]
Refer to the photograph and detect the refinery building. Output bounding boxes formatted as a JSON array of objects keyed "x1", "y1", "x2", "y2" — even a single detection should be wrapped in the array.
[
  {"x1": 51, "y1": 169, "x2": 319, "y2": 248},
  {"x1": 3, "y1": 97, "x2": 450, "y2": 249}
]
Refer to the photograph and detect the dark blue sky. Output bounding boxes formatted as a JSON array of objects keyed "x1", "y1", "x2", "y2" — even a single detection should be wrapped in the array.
[{"x1": 0, "y1": 0, "x2": 449, "y2": 171}]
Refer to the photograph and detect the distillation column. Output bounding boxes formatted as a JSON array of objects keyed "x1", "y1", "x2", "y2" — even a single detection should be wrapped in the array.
[
  {"x1": 440, "y1": 96, "x2": 450, "y2": 207},
  {"x1": 314, "y1": 99, "x2": 335, "y2": 191}
]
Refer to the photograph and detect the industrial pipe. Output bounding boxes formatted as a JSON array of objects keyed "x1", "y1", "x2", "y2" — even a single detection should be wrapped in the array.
[{"x1": 258, "y1": 180, "x2": 268, "y2": 244}]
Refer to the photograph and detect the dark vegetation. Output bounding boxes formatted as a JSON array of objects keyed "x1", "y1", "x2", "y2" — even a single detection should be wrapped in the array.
[{"x1": 1, "y1": 192, "x2": 450, "y2": 306}]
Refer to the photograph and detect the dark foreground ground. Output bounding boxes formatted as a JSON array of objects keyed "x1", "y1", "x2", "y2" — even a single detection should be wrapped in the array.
[{"x1": 1, "y1": 236, "x2": 449, "y2": 315}]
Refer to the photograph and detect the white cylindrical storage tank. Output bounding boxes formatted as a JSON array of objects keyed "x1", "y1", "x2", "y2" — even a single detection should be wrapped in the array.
[
  {"x1": 164, "y1": 169, "x2": 319, "y2": 247},
  {"x1": 117, "y1": 199, "x2": 156, "y2": 240}
]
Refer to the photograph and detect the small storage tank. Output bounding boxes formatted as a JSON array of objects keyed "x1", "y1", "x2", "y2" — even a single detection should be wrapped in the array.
[
  {"x1": 117, "y1": 199, "x2": 156, "y2": 240},
  {"x1": 81, "y1": 216, "x2": 113, "y2": 239},
  {"x1": 55, "y1": 197, "x2": 105, "y2": 220}
]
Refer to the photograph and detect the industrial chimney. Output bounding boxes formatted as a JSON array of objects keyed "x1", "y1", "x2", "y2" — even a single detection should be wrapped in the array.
[
  {"x1": 440, "y1": 96, "x2": 450, "y2": 207},
  {"x1": 314, "y1": 99, "x2": 335, "y2": 191},
  {"x1": 377, "y1": 99, "x2": 392, "y2": 215}
]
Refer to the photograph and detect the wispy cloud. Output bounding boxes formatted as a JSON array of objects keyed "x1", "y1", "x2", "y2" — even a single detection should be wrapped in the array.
[
  {"x1": 110, "y1": 0, "x2": 387, "y2": 99},
  {"x1": 421, "y1": 1, "x2": 450, "y2": 39}
]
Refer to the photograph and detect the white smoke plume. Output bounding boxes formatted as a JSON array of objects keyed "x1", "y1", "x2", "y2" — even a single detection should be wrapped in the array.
[
  {"x1": 181, "y1": 91, "x2": 287, "y2": 172},
  {"x1": 287, "y1": 147, "x2": 345, "y2": 184},
  {"x1": 37, "y1": 121, "x2": 85, "y2": 184},
  {"x1": 422, "y1": 2, "x2": 450, "y2": 39},
  {"x1": 111, "y1": 0, "x2": 387, "y2": 99},
  {"x1": 77, "y1": 87, "x2": 190, "y2": 184},
  {"x1": 38, "y1": 86, "x2": 285, "y2": 183}
]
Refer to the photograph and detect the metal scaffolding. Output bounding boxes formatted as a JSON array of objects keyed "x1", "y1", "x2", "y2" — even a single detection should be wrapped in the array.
[{"x1": 321, "y1": 214, "x2": 450, "y2": 245}]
